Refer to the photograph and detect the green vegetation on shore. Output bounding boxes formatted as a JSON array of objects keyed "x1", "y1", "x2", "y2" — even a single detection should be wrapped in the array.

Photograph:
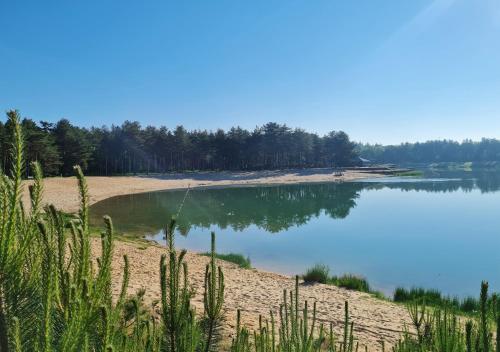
[
  {"x1": 334, "y1": 274, "x2": 371, "y2": 293},
  {"x1": 201, "y1": 252, "x2": 252, "y2": 269},
  {"x1": 303, "y1": 263, "x2": 330, "y2": 284},
  {"x1": 2, "y1": 110, "x2": 500, "y2": 351},
  {"x1": 302, "y1": 264, "x2": 374, "y2": 294},
  {"x1": 393, "y1": 286, "x2": 500, "y2": 315},
  {"x1": 302, "y1": 264, "x2": 496, "y2": 316}
]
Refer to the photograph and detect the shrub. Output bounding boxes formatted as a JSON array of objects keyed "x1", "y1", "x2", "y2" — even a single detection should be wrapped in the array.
[
  {"x1": 303, "y1": 265, "x2": 374, "y2": 294},
  {"x1": 333, "y1": 274, "x2": 371, "y2": 293},
  {"x1": 201, "y1": 252, "x2": 251, "y2": 269},
  {"x1": 303, "y1": 264, "x2": 330, "y2": 284}
]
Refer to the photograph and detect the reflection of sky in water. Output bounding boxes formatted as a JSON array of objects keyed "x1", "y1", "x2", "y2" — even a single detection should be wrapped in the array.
[{"x1": 91, "y1": 169, "x2": 500, "y2": 297}]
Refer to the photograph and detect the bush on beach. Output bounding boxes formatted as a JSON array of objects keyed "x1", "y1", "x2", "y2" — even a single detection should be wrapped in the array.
[
  {"x1": 201, "y1": 252, "x2": 252, "y2": 269},
  {"x1": 333, "y1": 274, "x2": 371, "y2": 293},
  {"x1": 303, "y1": 263, "x2": 330, "y2": 284},
  {"x1": 302, "y1": 264, "x2": 371, "y2": 293}
]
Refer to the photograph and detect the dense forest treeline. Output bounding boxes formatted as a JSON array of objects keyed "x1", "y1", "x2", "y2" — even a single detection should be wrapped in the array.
[
  {"x1": 357, "y1": 139, "x2": 500, "y2": 164},
  {"x1": 0, "y1": 111, "x2": 358, "y2": 176},
  {"x1": 3, "y1": 111, "x2": 500, "y2": 176}
]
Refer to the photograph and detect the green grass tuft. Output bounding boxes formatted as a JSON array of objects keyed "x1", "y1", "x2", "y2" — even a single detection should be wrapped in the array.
[
  {"x1": 303, "y1": 265, "x2": 373, "y2": 294},
  {"x1": 302, "y1": 264, "x2": 330, "y2": 284},
  {"x1": 201, "y1": 252, "x2": 252, "y2": 269},
  {"x1": 331, "y1": 274, "x2": 371, "y2": 293}
]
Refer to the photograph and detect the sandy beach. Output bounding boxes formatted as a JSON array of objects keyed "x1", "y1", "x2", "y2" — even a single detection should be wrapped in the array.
[
  {"x1": 22, "y1": 168, "x2": 384, "y2": 213},
  {"x1": 23, "y1": 168, "x2": 412, "y2": 350},
  {"x1": 95, "y1": 239, "x2": 412, "y2": 351}
]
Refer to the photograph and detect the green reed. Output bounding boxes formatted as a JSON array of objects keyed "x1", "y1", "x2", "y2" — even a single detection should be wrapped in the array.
[{"x1": 303, "y1": 264, "x2": 330, "y2": 284}]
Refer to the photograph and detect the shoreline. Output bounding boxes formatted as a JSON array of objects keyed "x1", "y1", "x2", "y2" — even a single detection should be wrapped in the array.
[
  {"x1": 25, "y1": 168, "x2": 410, "y2": 350},
  {"x1": 23, "y1": 167, "x2": 386, "y2": 213}
]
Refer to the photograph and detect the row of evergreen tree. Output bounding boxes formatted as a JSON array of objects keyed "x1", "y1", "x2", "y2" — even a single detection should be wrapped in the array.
[
  {"x1": 358, "y1": 139, "x2": 500, "y2": 164},
  {"x1": 0, "y1": 111, "x2": 359, "y2": 176}
]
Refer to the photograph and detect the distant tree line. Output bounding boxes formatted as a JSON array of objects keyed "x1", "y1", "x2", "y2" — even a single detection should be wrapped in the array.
[
  {"x1": 0, "y1": 111, "x2": 359, "y2": 176},
  {"x1": 357, "y1": 139, "x2": 500, "y2": 164}
]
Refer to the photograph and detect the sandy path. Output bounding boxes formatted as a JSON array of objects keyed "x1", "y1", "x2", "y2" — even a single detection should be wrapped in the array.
[
  {"x1": 22, "y1": 168, "x2": 383, "y2": 213},
  {"x1": 97, "y1": 239, "x2": 411, "y2": 351}
]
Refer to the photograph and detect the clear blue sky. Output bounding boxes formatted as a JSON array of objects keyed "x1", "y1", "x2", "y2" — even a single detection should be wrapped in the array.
[{"x1": 1, "y1": 0, "x2": 499, "y2": 144}]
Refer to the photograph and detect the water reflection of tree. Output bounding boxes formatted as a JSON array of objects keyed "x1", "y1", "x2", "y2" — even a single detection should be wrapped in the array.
[
  {"x1": 90, "y1": 171, "x2": 500, "y2": 237},
  {"x1": 362, "y1": 181, "x2": 475, "y2": 193},
  {"x1": 362, "y1": 169, "x2": 500, "y2": 193},
  {"x1": 473, "y1": 170, "x2": 500, "y2": 193},
  {"x1": 423, "y1": 168, "x2": 500, "y2": 193},
  {"x1": 166, "y1": 184, "x2": 362, "y2": 234},
  {"x1": 90, "y1": 183, "x2": 362, "y2": 235}
]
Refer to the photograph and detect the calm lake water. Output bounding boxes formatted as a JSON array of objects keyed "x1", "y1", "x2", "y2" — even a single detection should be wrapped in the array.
[{"x1": 90, "y1": 168, "x2": 500, "y2": 297}]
